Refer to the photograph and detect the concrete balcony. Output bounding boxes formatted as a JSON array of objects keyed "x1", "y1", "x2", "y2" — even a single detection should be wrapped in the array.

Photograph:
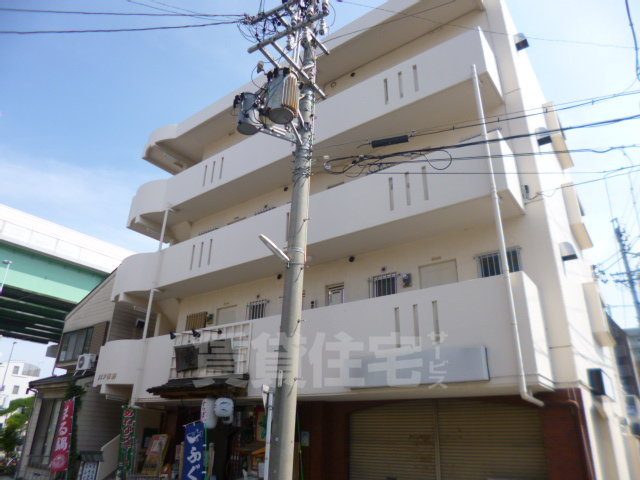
[
  {"x1": 113, "y1": 134, "x2": 523, "y2": 303},
  {"x1": 562, "y1": 182, "x2": 593, "y2": 250},
  {"x1": 98, "y1": 273, "x2": 553, "y2": 403},
  {"x1": 128, "y1": 28, "x2": 503, "y2": 240},
  {"x1": 94, "y1": 335, "x2": 173, "y2": 399},
  {"x1": 248, "y1": 271, "x2": 553, "y2": 399}
]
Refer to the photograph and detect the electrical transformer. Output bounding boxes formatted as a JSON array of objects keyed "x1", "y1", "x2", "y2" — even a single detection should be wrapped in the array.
[
  {"x1": 266, "y1": 67, "x2": 299, "y2": 125},
  {"x1": 235, "y1": 92, "x2": 262, "y2": 136}
]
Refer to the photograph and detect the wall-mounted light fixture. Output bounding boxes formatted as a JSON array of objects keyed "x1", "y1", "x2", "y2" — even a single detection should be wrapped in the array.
[
  {"x1": 535, "y1": 127, "x2": 552, "y2": 146},
  {"x1": 559, "y1": 242, "x2": 578, "y2": 261},
  {"x1": 514, "y1": 33, "x2": 529, "y2": 51}
]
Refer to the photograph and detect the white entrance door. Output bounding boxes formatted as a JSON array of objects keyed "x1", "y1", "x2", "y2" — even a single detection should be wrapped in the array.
[
  {"x1": 216, "y1": 305, "x2": 237, "y2": 325},
  {"x1": 419, "y1": 260, "x2": 458, "y2": 289}
]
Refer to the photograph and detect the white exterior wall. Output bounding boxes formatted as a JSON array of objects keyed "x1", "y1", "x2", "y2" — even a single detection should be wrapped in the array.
[
  {"x1": 63, "y1": 274, "x2": 116, "y2": 333},
  {"x1": 0, "y1": 361, "x2": 40, "y2": 409},
  {"x1": 99, "y1": 0, "x2": 636, "y2": 478}
]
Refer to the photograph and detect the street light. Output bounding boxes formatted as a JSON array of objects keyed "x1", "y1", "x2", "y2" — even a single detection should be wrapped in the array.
[
  {"x1": 258, "y1": 234, "x2": 291, "y2": 264},
  {"x1": 0, "y1": 260, "x2": 12, "y2": 295}
]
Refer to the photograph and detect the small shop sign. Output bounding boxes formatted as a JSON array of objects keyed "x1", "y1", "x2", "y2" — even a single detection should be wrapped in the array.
[
  {"x1": 117, "y1": 406, "x2": 137, "y2": 475},
  {"x1": 141, "y1": 434, "x2": 170, "y2": 475},
  {"x1": 175, "y1": 339, "x2": 235, "y2": 373},
  {"x1": 50, "y1": 398, "x2": 75, "y2": 472},
  {"x1": 79, "y1": 461, "x2": 99, "y2": 480},
  {"x1": 182, "y1": 421, "x2": 206, "y2": 480}
]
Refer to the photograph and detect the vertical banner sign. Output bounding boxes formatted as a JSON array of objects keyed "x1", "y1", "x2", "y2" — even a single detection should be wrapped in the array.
[
  {"x1": 118, "y1": 407, "x2": 137, "y2": 475},
  {"x1": 50, "y1": 398, "x2": 75, "y2": 472},
  {"x1": 181, "y1": 422, "x2": 206, "y2": 480}
]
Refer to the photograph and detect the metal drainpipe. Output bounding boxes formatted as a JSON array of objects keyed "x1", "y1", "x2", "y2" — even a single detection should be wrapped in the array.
[
  {"x1": 471, "y1": 64, "x2": 543, "y2": 408},
  {"x1": 141, "y1": 207, "x2": 169, "y2": 340},
  {"x1": 130, "y1": 207, "x2": 170, "y2": 405}
]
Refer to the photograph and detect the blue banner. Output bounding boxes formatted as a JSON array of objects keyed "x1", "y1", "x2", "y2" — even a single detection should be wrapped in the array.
[{"x1": 182, "y1": 421, "x2": 206, "y2": 480}]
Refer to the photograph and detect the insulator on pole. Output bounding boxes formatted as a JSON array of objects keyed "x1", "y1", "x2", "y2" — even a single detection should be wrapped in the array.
[
  {"x1": 287, "y1": 34, "x2": 296, "y2": 50},
  {"x1": 318, "y1": 19, "x2": 328, "y2": 35}
]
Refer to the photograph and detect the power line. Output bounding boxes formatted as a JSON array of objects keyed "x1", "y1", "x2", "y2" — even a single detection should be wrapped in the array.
[
  {"x1": 622, "y1": 149, "x2": 640, "y2": 227},
  {"x1": 126, "y1": 0, "x2": 220, "y2": 21},
  {"x1": 315, "y1": 88, "x2": 640, "y2": 152},
  {"x1": 328, "y1": 165, "x2": 640, "y2": 177},
  {"x1": 538, "y1": 167, "x2": 640, "y2": 196},
  {"x1": 326, "y1": 0, "x2": 457, "y2": 43},
  {"x1": 0, "y1": 19, "x2": 241, "y2": 35},
  {"x1": 624, "y1": 0, "x2": 640, "y2": 80},
  {"x1": 323, "y1": 113, "x2": 640, "y2": 172},
  {"x1": 411, "y1": 92, "x2": 640, "y2": 139},
  {"x1": 0, "y1": 7, "x2": 241, "y2": 18},
  {"x1": 148, "y1": 0, "x2": 212, "y2": 17},
  {"x1": 315, "y1": 145, "x2": 640, "y2": 172},
  {"x1": 335, "y1": 0, "x2": 635, "y2": 50},
  {"x1": 126, "y1": 0, "x2": 204, "y2": 17},
  {"x1": 598, "y1": 250, "x2": 622, "y2": 270}
]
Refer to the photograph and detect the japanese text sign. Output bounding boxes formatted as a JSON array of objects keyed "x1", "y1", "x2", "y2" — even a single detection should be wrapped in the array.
[
  {"x1": 181, "y1": 422, "x2": 206, "y2": 480},
  {"x1": 50, "y1": 398, "x2": 75, "y2": 472},
  {"x1": 117, "y1": 407, "x2": 137, "y2": 474}
]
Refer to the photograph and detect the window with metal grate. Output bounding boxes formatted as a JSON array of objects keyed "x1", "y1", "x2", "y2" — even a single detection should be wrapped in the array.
[
  {"x1": 372, "y1": 273, "x2": 398, "y2": 297},
  {"x1": 327, "y1": 283, "x2": 345, "y2": 305},
  {"x1": 476, "y1": 248, "x2": 521, "y2": 278},
  {"x1": 247, "y1": 299, "x2": 268, "y2": 320}
]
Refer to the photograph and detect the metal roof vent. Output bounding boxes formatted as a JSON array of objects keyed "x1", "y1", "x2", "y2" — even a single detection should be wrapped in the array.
[
  {"x1": 514, "y1": 33, "x2": 529, "y2": 51},
  {"x1": 560, "y1": 241, "x2": 578, "y2": 261},
  {"x1": 536, "y1": 127, "x2": 552, "y2": 146}
]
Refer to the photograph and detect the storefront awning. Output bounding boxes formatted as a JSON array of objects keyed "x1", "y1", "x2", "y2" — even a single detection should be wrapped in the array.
[
  {"x1": 146, "y1": 374, "x2": 249, "y2": 399},
  {"x1": 29, "y1": 371, "x2": 94, "y2": 391}
]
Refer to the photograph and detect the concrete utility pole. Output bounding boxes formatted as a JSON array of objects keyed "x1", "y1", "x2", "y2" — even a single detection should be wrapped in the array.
[
  {"x1": 267, "y1": 42, "x2": 314, "y2": 480},
  {"x1": 612, "y1": 218, "x2": 640, "y2": 325},
  {"x1": 236, "y1": 2, "x2": 330, "y2": 479}
]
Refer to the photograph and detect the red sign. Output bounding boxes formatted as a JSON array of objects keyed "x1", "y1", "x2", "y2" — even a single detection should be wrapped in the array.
[{"x1": 50, "y1": 398, "x2": 75, "y2": 472}]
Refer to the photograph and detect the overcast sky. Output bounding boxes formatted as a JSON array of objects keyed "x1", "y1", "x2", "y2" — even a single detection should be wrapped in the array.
[{"x1": 1, "y1": 0, "x2": 639, "y2": 370}]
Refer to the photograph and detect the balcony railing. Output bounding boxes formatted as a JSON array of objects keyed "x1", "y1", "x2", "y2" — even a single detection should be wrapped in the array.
[
  {"x1": 113, "y1": 133, "x2": 523, "y2": 304},
  {"x1": 128, "y1": 28, "x2": 503, "y2": 239},
  {"x1": 169, "y1": 321, "x2": 252, "y2": 380},
  {"x1": 102, "y1": 272, "x2": 553, "y2": 402}
]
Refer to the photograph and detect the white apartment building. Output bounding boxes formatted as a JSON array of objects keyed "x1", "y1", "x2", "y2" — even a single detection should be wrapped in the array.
[
  {"x1": 25, "y1": 1, "x2": 637, "y2": 479},
  {"x1": 0, "y1": 361, "x2": 40, "y2": 411}
]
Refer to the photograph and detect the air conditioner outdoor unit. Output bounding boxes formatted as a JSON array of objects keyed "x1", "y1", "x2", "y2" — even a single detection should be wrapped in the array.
[{"x1": 76, "y1": 353, "x2": 96, "y2": 371}]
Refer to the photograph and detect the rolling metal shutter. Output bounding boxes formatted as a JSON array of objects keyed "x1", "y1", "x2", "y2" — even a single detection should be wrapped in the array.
[
  {"x1": 437, "y1": 399, "x2": 547, "y2": 480},
  {"x1": 349, "y1": 399, "x2": 548, "y2": 480},
  {"x1": 350, "y1": 400, "x2": 437, "y2": 480}
]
